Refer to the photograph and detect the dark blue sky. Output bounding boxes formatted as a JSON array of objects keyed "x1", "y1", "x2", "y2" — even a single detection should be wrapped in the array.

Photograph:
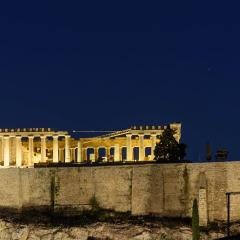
[{"x1": 0, "y1": 1, "x2": 240, "y2": 160}]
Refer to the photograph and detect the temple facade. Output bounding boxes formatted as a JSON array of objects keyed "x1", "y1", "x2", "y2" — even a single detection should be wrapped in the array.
[{"x1": 0, "y1": 123, "x2": 181, "y2": 167}]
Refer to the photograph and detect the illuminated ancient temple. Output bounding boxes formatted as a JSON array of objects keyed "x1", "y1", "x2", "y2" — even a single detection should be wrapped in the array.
[{"x1": 0, "y1": 123, "x2": 181, "y2": 167}]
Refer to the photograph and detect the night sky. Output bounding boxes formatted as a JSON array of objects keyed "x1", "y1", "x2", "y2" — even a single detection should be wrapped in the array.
[{"x1": 0, "y1": 1, "x2": 240, "y2": 161}]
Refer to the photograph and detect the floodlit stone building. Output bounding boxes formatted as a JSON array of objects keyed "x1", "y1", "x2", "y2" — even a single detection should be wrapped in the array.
[{"x1": 0, "y1": 123, "x2": 181, "y2": 167}]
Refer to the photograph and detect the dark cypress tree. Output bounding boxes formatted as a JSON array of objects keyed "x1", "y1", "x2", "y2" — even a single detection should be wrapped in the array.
[
  {"x1": 205, "y1": 142, "x2": 212, "y2": 161},
  {"x1": 192, "y1": 199, "x2": 200, "y2": 240},
  {"x1": 154, "y1": 125, "x2": 186, "y2": 161}
]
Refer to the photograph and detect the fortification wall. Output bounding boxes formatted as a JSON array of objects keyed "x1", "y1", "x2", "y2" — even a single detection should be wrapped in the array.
[{"x1": 0, "y1": 162, "x2": 240, "y2": 224}]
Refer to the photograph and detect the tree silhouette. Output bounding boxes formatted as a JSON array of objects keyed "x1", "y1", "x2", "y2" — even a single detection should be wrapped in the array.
[
  {"x1": 179, "y1": 143, "x2": 187, "y2": 160},
  {"x1": 215, "y1": 149, "x2": 229, "y2": 161},
  {"x1": 154, "y1": 125, "x2": 186, "y2": 161},
  {"x1": 205, "y1": 142, "x2": 212, "y2": 161}
]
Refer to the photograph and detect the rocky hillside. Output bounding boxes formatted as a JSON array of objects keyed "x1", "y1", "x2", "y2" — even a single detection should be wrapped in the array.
[{"x1": 0, "y1": 217, "x2": 228, "y2": 240}]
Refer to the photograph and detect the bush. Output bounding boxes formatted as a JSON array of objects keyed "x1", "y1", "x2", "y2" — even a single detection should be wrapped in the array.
[
  {"x1": 89, "y1": 196, "x2": 101, "y2": 212},
  {"x1": 88, "y1": 196, "x2": 130, "y2": 222}
]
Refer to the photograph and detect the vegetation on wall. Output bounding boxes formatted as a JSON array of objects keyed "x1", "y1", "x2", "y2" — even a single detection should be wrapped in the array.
[
  {"x1": 154, "y1": 125, "x2": 186, "y2": 162},
  {"x1": 88, "y1": 196, "x2": 131, "y2": 222},
  {"x1": 181, "y1": 166, "x2": 189, "y2": 215}
]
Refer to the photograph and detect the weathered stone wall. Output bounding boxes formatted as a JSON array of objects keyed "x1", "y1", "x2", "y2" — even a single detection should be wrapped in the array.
[{"x1": 0, "y1": 162, "x2": 240, "y2": 224}]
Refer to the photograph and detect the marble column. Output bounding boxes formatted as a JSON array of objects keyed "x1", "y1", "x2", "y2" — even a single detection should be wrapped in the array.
[
  {"x1": 40, "y1": 136, "x2": 46, "y2": 162},
  {"x1": 105, "y1": 147, "x2": 109, "y2": 160},
  {"x1": 94, "y1": 148, "x2": 98, "y2": 162},
  {"x1": 139, "y1": 134, "x2": 145, "y2": 161},
  {"x1": 28, "y1": 136, "x2": 34, "y2": 165},
  {"x1": 151, "y1": 134, "x2": 157, "y2": 160},
  {"x1": 126, "y1": 134, "x2": 133, "y2": 161},
  {"x1": 77, "y1": 141, "x2": 82, "y2": 162},
  {"x1": 16, "y1": 136, "x2": 22, "y2": 167},
  {"x1": 70, "y1": 148, "x2": 75, "y2": 162},
  {"x1": 0, "y1": 137, "x2": 3, "y2": 164},
  {"x1": 83, "y1": 148, "x2": 87, "y2": 161},
  {"x1": 59, "y1": 149, "x2": 64, "y2": 162},
  {"x1": 74, "y1": 148, "x2": 76, "y2": 161},
  {"x1": 119, "y1": 148, "x2": 123, "y2": 161},
  {"x1": 65, "y1": 135, "x2": 70, "y2": 162},
  {"x1": 114, "y1": 144, "x2": 120, "y2": 161},
  {"x1": 3, "y1": 136, "x2": 10, "y2": 167},
  {"x1": 53, "y1": 135, "x2": 59, "y2": 163}
]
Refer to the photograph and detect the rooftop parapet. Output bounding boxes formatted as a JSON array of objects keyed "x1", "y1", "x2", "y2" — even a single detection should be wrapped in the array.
[
  {"x1": 0, "y1": 128, "x2": 68, "y2": 137},
  {"x1": 0, "y1": 128, "x2": 53, "y2": 132}
]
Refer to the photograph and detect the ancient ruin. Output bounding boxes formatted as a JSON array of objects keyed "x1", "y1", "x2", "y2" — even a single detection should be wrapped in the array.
[{"x1": 0, "y1": 123, "x2": 181, "y2": 167}]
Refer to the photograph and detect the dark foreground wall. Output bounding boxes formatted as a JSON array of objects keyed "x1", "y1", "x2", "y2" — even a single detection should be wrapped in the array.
[{"x1": 0, "y1": 162, "x2": 239, "y2": 225}]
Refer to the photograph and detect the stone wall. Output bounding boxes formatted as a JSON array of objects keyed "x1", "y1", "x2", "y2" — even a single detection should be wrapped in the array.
[{"x1": 0, "y1": 162, "x2": 240, "y2": 224}]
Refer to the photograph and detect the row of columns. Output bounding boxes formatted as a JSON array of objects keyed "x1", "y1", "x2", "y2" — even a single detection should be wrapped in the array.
[
  {"x1": 1, "y1": 133, "x2": 158, "y2": 166},
  {"x1": 1, "y1": 135, "x2": 71, "y2": 167},
  {"x1": 80, "y1": 134, "x2": 157, "y2": 161},
  {"x1": 40, "y1": 135, "x2": 71, "y2": 164},
  {"x1": 79, "y1": 144, "x2": 121, "y2": 162},
  {"x1": 126, "y1": 134, "x2": 156, "y2": 161},
  {"x1": 52, "y1": 135, "x2": 70, "y2": 163},
  {"x1": 53, "y1": 147, "x2": 76, "y2": 162}
]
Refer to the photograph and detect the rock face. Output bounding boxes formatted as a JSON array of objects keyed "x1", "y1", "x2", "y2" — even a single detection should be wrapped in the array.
[{"x1": 0, "y1": 218, "x2": 227, "y2": 240}]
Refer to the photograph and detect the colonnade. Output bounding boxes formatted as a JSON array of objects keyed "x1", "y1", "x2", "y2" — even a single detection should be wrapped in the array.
[
  {"x1": 0, "y1": 134, "x2": 71, "y2": 167},
  {"x1": 78, "y1": 123, "x2": 180, "y2": 161},
  {"x1": 0, "y1": 124, "x2": 180, "y2": 166},
  {"x1": 0, "y1": 132, "x2": 159, "y2": 166},
  {"x1": 126, "y1": 134, "x2": 157, "y2": 160},
  {"x1": 81, "y1": 134, "x2": 157, "y2": 161}
]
